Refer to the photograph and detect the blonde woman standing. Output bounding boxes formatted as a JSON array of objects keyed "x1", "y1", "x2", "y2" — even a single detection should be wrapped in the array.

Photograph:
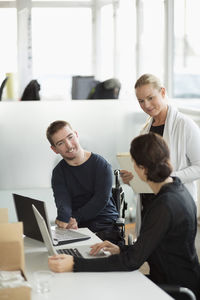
[{"x1": 121, "y1": 74, "x2": 200, "y2": 236}]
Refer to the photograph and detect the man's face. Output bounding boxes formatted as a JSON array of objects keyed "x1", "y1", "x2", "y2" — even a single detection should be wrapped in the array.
[{"x1": 51, "y1": 126, "x2": 80, "y2": 161}]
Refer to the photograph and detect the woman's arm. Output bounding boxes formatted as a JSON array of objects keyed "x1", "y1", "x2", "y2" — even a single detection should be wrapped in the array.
[
  {"x1": 173, "y1": 118, "x2": 200, "y2": 184},
  {"x1": 48, "y1": 254, "x2": 74, "y2": 272}
]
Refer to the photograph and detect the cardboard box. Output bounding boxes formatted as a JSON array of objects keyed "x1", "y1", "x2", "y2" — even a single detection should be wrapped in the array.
[
  {"x1": 0, "y1": 208, "x2": 8, "y2": 223},
  {"x1": 0, "y1": 221, "x2": 31, "y2": 300}
]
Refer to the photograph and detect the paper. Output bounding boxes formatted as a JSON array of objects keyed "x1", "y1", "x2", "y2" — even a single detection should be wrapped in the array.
[{"x1": 116, "y1": 152, "x2": 153, "y2": 193}]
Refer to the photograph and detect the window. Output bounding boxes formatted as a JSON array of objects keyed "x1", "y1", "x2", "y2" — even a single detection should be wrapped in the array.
[
  {"x1": 174, "y1": 0, "x2": 200, "y2": 98},
  {"x1": 137, "y1": 0, "x2": 165, "y2": 83},
  {"x1": 117, "y1": 0, "x2": 136, "y2": 99},
  {"x1": 32, "y1": 7, "x2": 92, "y2": 100},
  {"x1": 100, "y1": 4, "x2": 114, "y2": 80},
  {"x1": 0, "y1": 8, "x2": 17, "y2": 91},
  {"x1": 99, "y1": 0, "x2": 136, "y2": 100},
  {"x1": 1, "y1": 0, "x2": 200, "y2": 102},
  {"x1": 32, "y1": 0, "x2": 90, "y2": 1}
]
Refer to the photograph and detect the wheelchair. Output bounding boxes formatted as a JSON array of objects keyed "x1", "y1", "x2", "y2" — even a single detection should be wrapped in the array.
[
  {"x1": 112, "y1": 169, "x2": 127, "y2": 237},
  {"x1": 95, "y1": 169, "x2": 128, "y2": 246},
  {"x1": 159, "y1": 285, "x2": 197, "y2": 300},
  {"x1": 112, "y1": 169, "x2": 138, "y2": 246}
]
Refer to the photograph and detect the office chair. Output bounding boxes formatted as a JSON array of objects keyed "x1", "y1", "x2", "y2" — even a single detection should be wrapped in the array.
[
  {"x1": 0, "y1": 77, "x2": 8, "y2": 101},
  {"x1": 159, "y1": 285, "x2": 196, "y2": 300},
  {"x1": 71, "y1": 76, "x2": 99, "y2": 99},
  {"x1": 20, "y1": 80, "x2": 40, "y2": 101},
  {"x1": 88, "y1": 78, "x2": 121, "y2": 99}
]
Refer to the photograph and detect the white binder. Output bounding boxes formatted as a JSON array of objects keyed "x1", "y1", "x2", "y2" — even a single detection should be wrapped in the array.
[{"x1": 116, "y1": 152, "x2": 153, "y2": 194}]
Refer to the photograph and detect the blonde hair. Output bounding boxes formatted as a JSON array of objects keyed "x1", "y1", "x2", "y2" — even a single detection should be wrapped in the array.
[{"x1": 135, "y1": 73, "x2": 163, "y2": 91}]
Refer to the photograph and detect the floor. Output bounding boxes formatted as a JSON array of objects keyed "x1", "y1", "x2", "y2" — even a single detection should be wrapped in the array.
[{"x1": 124, "y1": 223, "x2": 200, "y2": 275}]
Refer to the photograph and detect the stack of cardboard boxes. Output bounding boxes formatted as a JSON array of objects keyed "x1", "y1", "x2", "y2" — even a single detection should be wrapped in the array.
[{"x1": 0, "y1": 208, "x2": 31, "y2": 299}]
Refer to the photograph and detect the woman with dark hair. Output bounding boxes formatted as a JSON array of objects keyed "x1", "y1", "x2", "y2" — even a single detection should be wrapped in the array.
[{"x1": 48, "y1": 133, "x2": 200, "y2": 299}]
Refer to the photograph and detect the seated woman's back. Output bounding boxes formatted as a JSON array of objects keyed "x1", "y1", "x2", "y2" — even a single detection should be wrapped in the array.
[{"x1": 142, "y1": 176, "x2": 200, "y2": 293}]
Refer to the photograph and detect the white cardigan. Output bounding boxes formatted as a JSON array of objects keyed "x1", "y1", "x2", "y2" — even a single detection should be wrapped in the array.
[{"x1": 135, "y1": 104, "x2": 200, "y2": 236}]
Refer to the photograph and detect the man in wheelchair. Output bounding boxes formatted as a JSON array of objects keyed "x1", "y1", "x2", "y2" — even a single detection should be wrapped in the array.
[{"x1": 46, "y1": 120, "x2": 125, "y2": 246}]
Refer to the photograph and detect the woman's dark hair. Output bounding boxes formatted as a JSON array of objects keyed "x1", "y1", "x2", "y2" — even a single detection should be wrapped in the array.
[{"x1": 130, "y1": 132, "x2": 172, "y2": 183}]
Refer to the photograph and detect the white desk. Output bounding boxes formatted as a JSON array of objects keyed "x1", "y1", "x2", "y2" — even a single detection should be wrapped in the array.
[{"x1": 24, "y1": 228, "x2": 172, "y2": 300}]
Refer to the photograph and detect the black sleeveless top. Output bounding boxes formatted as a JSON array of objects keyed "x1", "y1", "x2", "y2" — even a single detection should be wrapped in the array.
[{"x1": 150, "y1": 124, "x2": 164, "y2": 136}]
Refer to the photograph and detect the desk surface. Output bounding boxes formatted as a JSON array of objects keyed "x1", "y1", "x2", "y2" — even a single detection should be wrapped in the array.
[{"x1": 24, "y1": 228, "x2": 172, "y2": 300}]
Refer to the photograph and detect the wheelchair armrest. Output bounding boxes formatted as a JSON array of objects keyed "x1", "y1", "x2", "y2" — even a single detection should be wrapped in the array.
[
  {"x1": 115, "y1": 217, "x2": 125, "y2": 227},
  {"x1": 159, "y1": 285, "x2": 196, "y2": 300}
]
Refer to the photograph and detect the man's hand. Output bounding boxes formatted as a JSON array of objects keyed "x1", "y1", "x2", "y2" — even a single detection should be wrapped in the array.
[
  {"x1": 67, "y1": 217, "x2": 78, "y2": 229},
  {"x1": 48, "y1": 254, "x2": 74, "y2": 273},
  {"x1": 120, "y1": 169, "x2": 133, "y2": 185},
  {"x1": 55, "y1": 218, "x2": 78, "y2": 229},
  {"x1": 55, "y1": 219, "x2": 68, "y2": 229},
  {"x1": 89, "y1": 240, "x2": 120, "y2": 256}
]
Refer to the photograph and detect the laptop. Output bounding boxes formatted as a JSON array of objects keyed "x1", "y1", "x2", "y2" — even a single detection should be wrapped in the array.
[
  {"x1": 13, "y1": 193, "x2": 90, "y2": 245},
  {"x1": 32, "y1": 204, "x2": 109, "y2": 259}
]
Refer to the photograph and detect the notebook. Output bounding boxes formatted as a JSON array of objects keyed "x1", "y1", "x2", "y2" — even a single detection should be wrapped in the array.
[
  {"x1": 32, "y1": 205, "x2": 109, "y2": 259},
  {"x1": 116, "y1": 153, "x2": 153, "y2": 193},
  {"x1": 13, "y1": 193, "x2": 90, "y2": 245}
]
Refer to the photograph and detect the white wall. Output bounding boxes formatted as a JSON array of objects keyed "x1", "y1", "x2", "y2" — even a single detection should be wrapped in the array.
[
  {"x1": 0, "y1": 100, "x2": 146, "y2": 188},
  {"x1": 0, "y1": 100, "x2": 146, "y2": 222},
  {"x1": 1, "y1": 99, "x2": 199, "y2": 223}
]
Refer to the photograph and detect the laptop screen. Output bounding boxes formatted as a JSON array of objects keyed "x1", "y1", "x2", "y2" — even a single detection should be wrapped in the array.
[
  {"x1": 13, "y1": 193, "x2": 50, "y2": 242},
  {"x1": 32, "y1": 204, "x2": 57, "y2": 256}
]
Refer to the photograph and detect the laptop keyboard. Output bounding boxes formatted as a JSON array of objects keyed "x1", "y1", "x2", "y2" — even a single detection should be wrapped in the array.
[
  {"x1": 53, "y1": 228, "x2": 86, "y2": 241},
  {"x1": 57, "y1": 248, "x2": 83, "y2": 258}
]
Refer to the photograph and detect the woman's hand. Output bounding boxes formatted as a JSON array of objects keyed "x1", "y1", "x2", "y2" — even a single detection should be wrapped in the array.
[
  {"x1": 90, "y1": 240, "x2": 120, "y2": 256},
  {"x1": 120, "y1": 169, "x2": 134, "y2": 184},
  {"x1": 48, "y1": 254, "x2": 74, "y2": 273}
]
